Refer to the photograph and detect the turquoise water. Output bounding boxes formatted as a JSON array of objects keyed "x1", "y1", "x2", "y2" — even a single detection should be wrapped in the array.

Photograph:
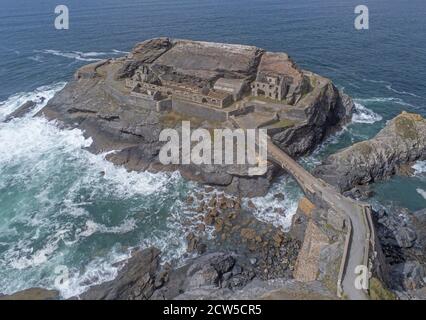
[
  {"x1": 0, "y1": 0, "x2": 425, "y2": 297},
  {"x1": 0, "y1": 103, "x2": 196, "y2": 297}
]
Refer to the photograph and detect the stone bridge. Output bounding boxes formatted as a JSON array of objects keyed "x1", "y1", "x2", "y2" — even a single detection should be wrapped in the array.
[
  {"x1": 231, "y1": 115, "x2": 376, "y2": 300},
  {"x1": 266, "y1": 140, "x2": 376, "y2": 300}
]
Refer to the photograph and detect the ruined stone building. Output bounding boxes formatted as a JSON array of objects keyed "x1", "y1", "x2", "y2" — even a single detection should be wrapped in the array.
[
  {"x1": 213, "y1": 78, "x2": 247, "y2": 101},
  {"x1": 125, "y1": 65, "x2": 236, "y2": 109},
  {"x1": 251, "y1": 75, "x2": 289, "y2": 101},
  {"x1": 250, "y1": 52, "x2": 309, "y2": 104}
]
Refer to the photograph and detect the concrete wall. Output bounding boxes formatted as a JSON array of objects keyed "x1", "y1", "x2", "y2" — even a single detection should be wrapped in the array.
[
  {"x1": 172, "y1": 99, "x2": 228, "y2": 122},
  {"x1": 75, "y1": 59, "x2": 109, "y2": 80},
  {"x1": 156, "y1": 99, "x2": 172, "y2": 112},
  {"x1": 228, "y1": 105, "x2": 255, "y2": 117},
  {"x1": 103, "y1": 84, "x2": 156, "y2": 110}
]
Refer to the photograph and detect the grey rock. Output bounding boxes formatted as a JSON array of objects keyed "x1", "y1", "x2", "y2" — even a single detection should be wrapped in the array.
[
  {"x1": 77, "y1": 247, "x2": 161, "y2": 300},
  {"x1": 395, "y1": 227, "x2": 417, "y2": 248},
  {"x1": 222, "y1": 271, "x2": 233, "y2": 282},
  {"x1": 3, "y1": 100, "x2": 37, "y2": 122},
  {"x1": 314, "y1": 112, "x2": 426, "y2": 192},
  {"x1": 390, "y1": 261, "x2": 425, "y2": 291},
  {"x1": 326, "y1": 209, "x2": 346, "y2": 232},
  {"x1": 232, "y1": 264, "x2": 243, "y2": 276},
  {"x1": 187, "y1": 265, "x2": 220, "y2": 289}
]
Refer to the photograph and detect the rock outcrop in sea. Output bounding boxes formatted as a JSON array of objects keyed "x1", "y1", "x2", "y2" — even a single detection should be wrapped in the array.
[{"x1": 314, "y1": 112, "x2": 426, "y2": 193}]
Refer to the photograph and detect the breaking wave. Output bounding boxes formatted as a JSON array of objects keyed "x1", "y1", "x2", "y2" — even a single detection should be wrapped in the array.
[
  {"x1": 249, "y1": 176, "x2": 303, "y2": 231},
  {"x1": 355, "y1": 97, "x2": 415, "y2": 108},
  {"x1": 362, "y1": 78, "x2": 390, "y2": 85},
  {"x1": 412, "y1": 160, "x2": 426, "y2": 176},
  {"x1": 416, "y1": 188, "x2": 426, "y2": 200},
  {"x1": 35, "y1": 49, "x2": 127, "y2": 62},
  {"x1": 385, "y1": 84, "x2": 424, "y2": 99},
  {"x1": 352, "y1": 102, "x2": 383, "y2": 124},
  {"x1": 0, "y1": 84, "x2": 194, "y2": 299},
  {"x1": 0, "y1": 82, "x2": 66, "y2": 121}
]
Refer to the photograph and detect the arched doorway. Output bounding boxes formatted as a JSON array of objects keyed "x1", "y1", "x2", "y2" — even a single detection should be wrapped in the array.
[{"x1": 256, "y1": 89, "x2": 266, "y2": 97}]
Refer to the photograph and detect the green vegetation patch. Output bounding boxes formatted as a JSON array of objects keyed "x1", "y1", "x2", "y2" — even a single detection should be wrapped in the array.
[
  {"x1": 248, "y1": 95, "x2": 288, "y2": 105},
  {"x1": 266, "y1": 119, "x2": 297, "y2": 129},
  {"x1": 353, "y1": 141, "x2": 374, "y2": 156},
  {"x1": 369, "y1": 277, "x2": 397, "y2": 300},
  {"x1": 395, "y1": 116, "x2": 419, "y2": 140},
  {"x1": 160, "y1": 111, "x2": 204, "y2": 128}
]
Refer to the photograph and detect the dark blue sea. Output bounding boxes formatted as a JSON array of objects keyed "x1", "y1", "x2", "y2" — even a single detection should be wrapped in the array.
[{"x1": 0, "y1": 0, "x2": 425, "y2": 297}]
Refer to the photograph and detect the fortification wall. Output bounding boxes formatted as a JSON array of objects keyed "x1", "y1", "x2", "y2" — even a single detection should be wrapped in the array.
[
  {"x1": 172, "y1": 99, "x2": 228, "y2": 121},
  {"x1": 103, "y1": 84, "x2": 156, "y2": 109}
]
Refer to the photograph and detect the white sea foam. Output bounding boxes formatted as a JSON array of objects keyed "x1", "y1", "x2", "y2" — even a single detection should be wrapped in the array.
[
  {"x1": 0, "y1": 84, "x2": 193, "y2": 299},
  {"x1": 60, "y1": 247, "x2": 132, "y2": 299},
  {"x1": 41, "y1": 49, "x2": 102, "y2": 62},
  {"x1": 355, "y1": 97, "x2": 415, "y2": 108},
  {"x1": 385, "y1": 84, "x2": 424, "y2": 99},
  {"x1": 112, "y1": 49, "x2": 130, "y2": 54},
  {"x1": 79, "y1": 219, "x2": 137, "y2": 237},
  {"x1": 352, "y1": 102, "x2": 383, "y2": 124},
  {"x1": 412, "y1": 160, "x2": 426, "y2": 176},
  {"x1": 37, "y1": 49, "x2": 126, "y2": 62},
  {"x1": 249, "y1": 176, "x2": 303, "y2": 231},
  {"x1": 8, "y1": 238, "x2": 62, "y2": 270},
  {"x1": 0, "y1": 114, "x2": 187, "y2": 296},
  {"x1": 28, "y1": 55, "x2": 44, "y2": 63},
  {"x1": 416, "y1": 188, "x2": 426, "y2": 200},
  {"x1": 0, "y1": 82, "x2": 66, "y2": 121},
  {"x1": 0, "y1": 117, "x2": 170, "y2": 197}
]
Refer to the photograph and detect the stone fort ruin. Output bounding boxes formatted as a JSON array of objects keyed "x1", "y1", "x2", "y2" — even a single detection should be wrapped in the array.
[
  {"x1": 79, "y1": 38, "x2": 317, "y2": 125},
  {"x1": 110, "y1": 39, "x2": 312, "y2": 122}
]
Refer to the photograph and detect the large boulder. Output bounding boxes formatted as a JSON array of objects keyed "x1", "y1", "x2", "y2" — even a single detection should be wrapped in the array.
[
  {"x1": 395, "y1": 227, "x2": 417, "y2": 248},
  {"x1": 390, "y1": 261, "x2": 425, "y2": 291},
  {"x1": 77, "y1": 247, "x2": 161, "y2": 300},
  {"x1": 3, "y1": 100, "x2": 37, "y2": 122}
]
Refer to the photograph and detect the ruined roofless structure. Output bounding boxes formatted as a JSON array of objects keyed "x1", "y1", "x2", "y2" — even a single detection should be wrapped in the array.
[
  {"x1": 120, "y1": 38, "x2": 309, "y2": 115},
  {"x1": 251, "y1": 52, "x2": 306, "y2": 102},
  {"x1": 126, "y1": 67, "x2": 236, "y2": 109}
]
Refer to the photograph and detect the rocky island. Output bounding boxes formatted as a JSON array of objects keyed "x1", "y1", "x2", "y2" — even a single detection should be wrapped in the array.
[
  {"x1": 315, "y1": 112, "x2": 426, "y2": 193},
  {"x1": 37, "y1": 37, "x2": 353, "y2": 197},
  {"x1": 2, "y1": 38, "x2": 425, "y2": 301}
]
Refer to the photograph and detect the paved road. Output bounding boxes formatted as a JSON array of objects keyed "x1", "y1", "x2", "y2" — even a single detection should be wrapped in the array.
[
  {"x1": 231, "y1": 114, "x2": 370, "y2": 300},
  {"x1": 266, "y1": 141, "x2": 370, "y2": 300}
]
